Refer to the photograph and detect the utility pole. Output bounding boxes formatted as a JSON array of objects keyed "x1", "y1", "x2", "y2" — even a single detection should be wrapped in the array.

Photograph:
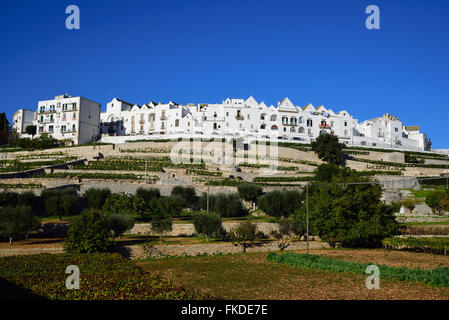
[
  {"x1": 306, "y1": 183, "x2": 309, "y2": 255},
  {"x1": 145, "y1": 157, "x2": 148, "y2": 183},
  {"x1": 207, "y1": 184, "x2": 210, "y2": 214}
]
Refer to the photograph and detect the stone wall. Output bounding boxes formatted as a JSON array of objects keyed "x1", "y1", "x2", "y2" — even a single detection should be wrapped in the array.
[
  {"x1": 116, "y1": 241, "x2": 329, "y2": 260},
  {"x1": 129, "y1": 221, "x2": 279, "y2": 236}
]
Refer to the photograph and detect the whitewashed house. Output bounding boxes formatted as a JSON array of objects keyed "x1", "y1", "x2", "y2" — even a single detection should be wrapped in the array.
[{"x1": 34, "y1": 94, "x2": 101, "y2": 145}]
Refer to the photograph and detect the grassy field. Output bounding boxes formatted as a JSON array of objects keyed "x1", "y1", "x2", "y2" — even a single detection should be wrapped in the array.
[{"x1": 138, "y1": 248, "x2": 449, "y2": 300}]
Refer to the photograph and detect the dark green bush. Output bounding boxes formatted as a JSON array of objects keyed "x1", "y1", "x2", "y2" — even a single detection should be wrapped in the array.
[
  {"x1": 84, "y1": 188, "x2": 111, "y2": 209},
  {"x1": 0, "y1": 205, "x2": 40, "y2": 244},
  {"x1": 65, "y1": 209, "x2": 111, "y2": 253},
  {"x1": 193, "y1": 213, "x2": 224, "y2": 241},
  {"x1": 106, "y1": 214, "x2": 134, "y2": 239},
  {"x1": 200, "y1": 193, "x2": 247, "y2": 218},
  {"x1": 171, "y1": 186, "x2": 196, "y2": 208},
  {"x1": 257, "y1": 190, "x2": 302, "y2": 217}
]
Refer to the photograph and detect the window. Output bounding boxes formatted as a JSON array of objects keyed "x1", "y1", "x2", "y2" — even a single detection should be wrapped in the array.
[
  {"x1": 344, "y1": 121, "x2": 348, "y2": 127},
  {"x1": 39, "y1": 126, "x2": 44, "y2": 133},
  {"x1": 61, "y1": 125, "x2": 66, "y2": 132},
  {"x1": 72, "y1": 124, "x2": 76, "y2": 131},
  {"x1": 395, "y1": 128, "x2": 399, "y2": 132},
  {"x1": 307, "y1": 119, "x2": 313, "y2": 127},
  {"x1": 49, "y1": 125, "x2": 54, "y2": 132}
]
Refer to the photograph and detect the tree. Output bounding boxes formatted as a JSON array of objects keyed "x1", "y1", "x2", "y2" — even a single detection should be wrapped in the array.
[
  {"x1": 136, "y1": 187, "x2": 161, "y2": 204},
  {"x1": 41, "y1": 188, "x2": 79, "y2": 220},
  {"x1": 237, "y1": 183, "x2": 263, "y2": 210},
  {"x1": 193, "y1": 213, "x2": 224, "y2": 241},
  {"x1": 229, "y1": 220, "x2": 257, "y2": 253},
  {"x1": 105, "y1": 214, "x2": 134, "y2": 240},
  {"x1": 270, "y1": 218, "x2": 299, "y2": 251},
  {"x1": 171, "y1": 186, "x2": 196, "y2": 209},
  {"x1": 313, "y1": 163, "x2": 356, "y2": 182},
  {"x1": 84, "y1": 188, "x2": 111, "y2": 209},
  {"x1": 160, "y1": 195, "x2": 184, "y2": 216},
  {"x1": 0, "y1": 113, "x2": 9, "y2": 146},
  {"x1": 311, "y1": 132, "x2": 345, "y2": 165},
  {"x1": 0, "y1": 206, "x2": 40, "y2": 244},
  {"x1": 426, "y1": 190, "x2": 449, "y2": 215},
  {"x1": 0, "y1": 192, "x2": 18, "y2": 208},
  {"x1": 200, "y1": 193, "x2": 247, "y2": 218},
  {"x1": 257, "y1": 190, "x2": 302, "y2": 217},
  {"x1": 293, "y1": 175, "x2": 399, "y2": 248},
  {"x1": 25, "y1": 125, "x2": 37, "y2": 138},
  {"x1": 65, "y1": 209, "x2": 111, "y2": 253},
  {"x1": 150, "y1": 216, "x2": 173, "y2": 240},
  {"x1": 102, "y1": 193, "x2": 134, "y2": 216}
]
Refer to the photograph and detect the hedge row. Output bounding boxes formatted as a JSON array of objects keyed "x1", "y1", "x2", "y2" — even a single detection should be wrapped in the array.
[
  {"x1": 382, "y1": 237, "x2": 449, "y2": 255},
  {"x1": 267, "y1": 252, "x2": 449, "y2": 287}
]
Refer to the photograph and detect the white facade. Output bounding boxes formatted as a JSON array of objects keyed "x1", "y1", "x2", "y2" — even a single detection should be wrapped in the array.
[
  {"x1": 100, "y1": 96, "x2": 431, "y2": 151},
  {"x1": 12, "y1": 109, "x2": 35, "y2": 136},
  {"x1": 12, "y1": 94, "x2": 432, "y2": 150},
  {"x1": 34, "y1": 94, "x2": 101, "y2": 145}
]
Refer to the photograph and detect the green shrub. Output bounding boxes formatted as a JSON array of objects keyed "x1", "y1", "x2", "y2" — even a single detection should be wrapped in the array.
[
  {"x1": 193, "y1": 213, "x2": 224, "y2": 241},
  {"x1": 102, "y1": 194, "x2": 135, "y2": 216},
  {"x1": 106, "y1": 214, "x2": 134, "y2": 239},
  {"x1": 151, "y1": 216, "x2": 173, "y2": 239},
  {"x1": 425, "y1": 190, "x2": 449, "y2": 214},
  {"x1": 200, "y1": 193, "x2": 247, "y2": 218},
  {"x1": 293, "y1": 175, "x2": 399, "y2": 248},
  {"x1": 311, "y1": 133, "x2": 345, "y2": 165},
  {"x1": 171, "y1": 186, "x2": 196, "y2": 208},
  {"x1": 257, "y1": 190, "x2": 302, "y2": 217},
  {"x1": 237, "y1": 183, "x2": 263, "y2": 204},
  {"x1": 84, "y1": 188, "x2": 111, "y2": 209},
  {"x1": 229, "y1": 220, "x2": 257, "y2": 253},
  {"x1": 65, "y1": 209, "x2": 111, "y2": 253},
  {"x1": 383, "y1": 237, "x2": 449, "y2": 255},
  {"x1": 0, "y1": 205, "x2": 40, "y2": 244}
]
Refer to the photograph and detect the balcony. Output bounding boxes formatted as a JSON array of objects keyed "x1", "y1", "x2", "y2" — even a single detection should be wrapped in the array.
[
  {"x1": 62, "y1": 107, "x2": 77, "y2": 112},
  {"x1": 235, "y1": 115, "x2": 244, "y2": 121},
  {"x1": 38, "y1": 109, "x2": 56, "y2": 114}
]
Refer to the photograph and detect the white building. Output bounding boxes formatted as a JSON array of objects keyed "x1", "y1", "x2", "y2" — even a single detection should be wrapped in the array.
[
  {"x1": 12, "y1": 94, "x2": 431, "y2": 150},
  {"x1": 34, "y1": 94, "x2": 101, "y2": 145},
  {"x1": 99, "y1": 96, "x2": 431, "y2": 151},
  {"x1": 12, "y1": 109, "x2": 35, "y2": 137}
]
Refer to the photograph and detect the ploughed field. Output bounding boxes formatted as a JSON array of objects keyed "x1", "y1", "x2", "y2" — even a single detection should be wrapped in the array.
[{"x1": 138, "y1": 248, "x2": 449, "y2": 300}]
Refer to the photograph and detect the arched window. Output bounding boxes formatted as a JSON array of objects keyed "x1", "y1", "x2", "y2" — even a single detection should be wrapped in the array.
[
  {"x1": 298, "y1": 116, "x2": 304, "y2": 124},
  {"x1": 290, "y1": 127, "x2": 296, "y2": 132},
  {"x1": 270, "y1": 114, "x2": 277, "y2": 121},
  {"x1": 175, "y1": 119, "x2": 180, "y2": 127},
  {"x1": 260, "y1": 113, "x2": 267, "y2": 120},
  {"x1": 260, "y1": 124, "x2": 267, "y2": 130},
  {"x1": 298, "y1": 127, "x2": 305, "y2": 134},
  {"x1": 271, "y1": 125, "x2": 278, "y2": 131}
]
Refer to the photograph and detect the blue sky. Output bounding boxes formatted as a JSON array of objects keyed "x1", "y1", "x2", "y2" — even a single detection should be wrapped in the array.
[{"x1": 0, "y1": 0, "x2": 448, "y2": 147}]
